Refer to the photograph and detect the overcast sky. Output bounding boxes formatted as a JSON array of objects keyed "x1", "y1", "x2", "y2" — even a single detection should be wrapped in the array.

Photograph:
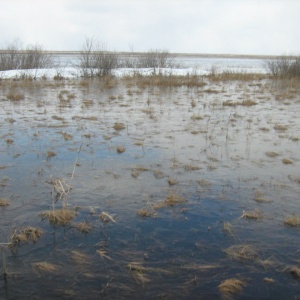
[{"x1": 1, "y1": 0, "x2": 299, "y2": 55}]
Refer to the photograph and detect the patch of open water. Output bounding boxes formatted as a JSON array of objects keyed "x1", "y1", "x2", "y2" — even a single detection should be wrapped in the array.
[{"x1": 0, "y1": 77, "x2": 300, "y2": 299}]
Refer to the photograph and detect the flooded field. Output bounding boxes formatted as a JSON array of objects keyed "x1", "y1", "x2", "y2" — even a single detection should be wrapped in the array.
[{"x1": 1, "y1": 75, "x2": 300, "y2": 299}]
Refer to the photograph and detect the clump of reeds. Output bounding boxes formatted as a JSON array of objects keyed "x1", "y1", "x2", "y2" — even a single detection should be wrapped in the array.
[
  {"x1": 47, "y1": 151, "x2": 56, "y2": 158},
  {"x1": 167, "y1": 178, "x2": 178, "y2": 186},
  {"x1": 284, "y1": 215, "x2": 300, "y2": 227},
  {"x1": 265, "y1": 151, "x2": 279, "y2": 158},
  {"x1": 100, "y1": 211, "x2": 116, "y2": 223},
  {"x1": 224, "y1": 244, "x2": 258, "y2": 260},
  {"x1": 241, "y1": 209, "x2": 262, "y2": 220},
  {"x1": 223, "y1": 222, "x2": 234, "y2": 236},
  {"x1": 9, "y1": 226, "x2": 43, "y2": 249},
  {"x1": 71, "y1": 250, "x2": 90, "y2": 265},
  {"x1": 116, "y1": 146, "x2": 126, "y2": 153},
  {"x1": 290, "y1": 267, "x2": 300, "y2": 279},
  {"x1": 254, "y1": 190, "x2": 272, "y2": 203},
  {"x1": 274, "y1": 124, "x2": 288, "y2": 131},
  {"x1": 0, "y1": 198, "x2": 10, "y2": 207},
  {"x1": 223, "y1": 99, "x2": 257, "y2": 107},
  {"x1": 165, "y1": 193, "x2": 187, "y2": 206},
  {"x1": 137, "y1": 208, "x2": 157, "y2": 218},
  {"x1": 6, "y1": 91, "x2": 25, "y2": 101},
  {"x1": 62, "y1": 132, "x2": 73, "y2": 141},
  {"x1": 218, "y1": 278, "x2": 246, "y2": 297},
  {"x1": 40, "y1": 209, "x2": 77, "y2": 226},
  {"x1": 75, "y1": 221, "x2": 92, "y2": 234},
  {"x1": 113, "y1": 122, "x2": 125, "y2": 130},
  {"x1": 34, "y1": 262, "x2": 60, "y2": 273},
  {"x1": 282, "y1": 158, "x2": 293, "y2": 165}
]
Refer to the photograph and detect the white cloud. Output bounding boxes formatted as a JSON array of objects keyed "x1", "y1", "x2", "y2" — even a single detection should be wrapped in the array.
[{"x1": 0, "y1": 0, "x2": 299, "y2": 55}]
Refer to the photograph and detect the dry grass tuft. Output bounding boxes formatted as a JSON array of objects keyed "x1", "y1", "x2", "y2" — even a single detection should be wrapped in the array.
[
  {"x1": 265, "y1": 151, "x2": 279, "y2": 158},
  {"x1": 290, "y1": 267, "x2": 300, "y2": 279},
  {"x1": 116, "y1": 146, "x2": 126, "y2": 153},
  {"x1": 241, "y1": 209, "x2": 262, "y2": 220},
  {"x1": 284, "y1": 215, "x2": 300, "y2": 227},
  {"x1": 9, "y1": 226, "x2": 43, "y2": 249},
  {"x1": 47, "y1": 151, "x2": 56, "y2": 158},
  {"x1": 34, "y1": 262, "x2": 60, "y2": 273},
  {"x1": 6, "y1": 91, "x2": 25, "y2": 101},
  {"x1": 75, "y1": 221, "x2": 92, "y2": 234},
  {"x1": 62, "y1": 132, "x2": 73, "y2": 140},
  {"x1": 71, "y1": 250, "x2": 90, "y2": 265},
  {"x1": 137, "y1": 208, "x2": 157, "y2": 218},
  {"x1": 282, "y1": 158, "x2": 293, "y2": 165},
  {"x1": 223, "y1": 99, "x2": 257, "y2": 107},
  {"x1": 274, "y1": 124, "x2": 288, "y2": 131},
  {"x1": 165, "y1": 192, "x2": 187, "y2": 206},
  {"x1": 100, "y1": 211, "x2": 116, "y2": 223},
  {"x1": 0, "y1": 198, "x2": 10, "y2": 206},
  {"x1": 40, "y1": 209, "x2": 77, "y2": 226},
  {"x1": 224, "y1": 244, "x2": 258, "y2": 260},
  {"x1": 113, "y1": 122, "x2": 125, "y2": 130},
  {"x1": 223, "y1": 222, "x2": 234, "y2": 235},
  {"x1": 263, "y1": 277, "x2": 275, "y2": 283},
  {"x1": 218, "y1": 278, "x2": 246, "y2": 297},
  {"x1": 167, "y1": 178, "x2": 178, "y2": 186}
]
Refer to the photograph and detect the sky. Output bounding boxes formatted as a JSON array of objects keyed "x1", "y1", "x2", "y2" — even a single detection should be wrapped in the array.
[{"x1": 0, "y1": 0, "x2": 299, "y2": 55}]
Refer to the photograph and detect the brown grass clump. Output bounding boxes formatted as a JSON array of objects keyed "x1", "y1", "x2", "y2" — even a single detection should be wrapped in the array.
[
  {"x1": 137, "y1": 208, "x2": 157, "y2": 218},
  {"x1": 113, "y1": 122, "x2": 125, "y2": 130},
  {"x1": 40, "y1": 209, "x2": 77, "y2": 226},
  {"x1": 62, "y1": 132, "x2": 73, "y2": 140},
  {"x1": 6, "y1": 91, "x2": 25, "y2": 101},
  {"x1": 284, "y1": 215, "x2": 300, "y2": 227},
  {"x1": 223, "y1": 99, "x2": 257, "y2": 107},
  {"x1": 47, "y1": 151, "x2": 56, "y2": 158},
  {"x1": 223, "y1": 222, "x2": 234, "y2": 235},
  {"x1": 165, "y1": 193, "x2": 187, "y2": 206},
  {"x1": 71, "y1": 250, "x2": 90, "y2": 265},
  {"x1": 75, "y1": 222, "x2": 92, "y2": 234},
  {"x1": 224, "y1": 244, "x2": 258, "y2": 260},
  {"x1": 6, "y1": 139, "x2": 14, "y2": 144},
  {"x1": 0, "y1": 198, "x2": 10, "y2": 206},
  {"x1": 218, "y1": 278, "x2": 246, "y2": 297},
  {"x1": 282, "y1": 158, "x2": 293, "y2": 165},
  {"x1": 274, "y1": 124, "x2": 288, "y2": 131},
  {"x1": 116, "y1": 146, "x2": 126, "y2": 153},
  {"x1": 290, "y1": 267, "x2": 300, "y2": 279},
  {"x1": 241, "y1": 209, "x2": 262, "y2": 220},
  {"x1": 34, "y1": 262, "x2": 60, "y2": 273},
  {"x1": 167, "y1": 178, "x2": 178, "y2": 186},
  {"x1": 100, "y1": 211, "x2": 116, "y2": 223},
  {"x1": 263, "y1": 277, "x2": 275, "y2": 283},
  {"x1": 9, "y1": 226, "x2": 43, "y2": 249},
  {"x1": 265, "y1": 151, "x2": 279, "y2": 158}
]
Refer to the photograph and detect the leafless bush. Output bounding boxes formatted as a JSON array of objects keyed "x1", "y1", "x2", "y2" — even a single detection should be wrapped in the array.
[
  {"x1": 78, "y1": 37, "x2": 118, "y2": 77},
  {"x1": 265, "y1": 55, "x2": 300, "y2": 79},
  {"x1": 137, "y1": 49, "x2": 179, "y2": 70},
  {"x1": 0, "y1": 40, "x2": 53, "y2": 71}
]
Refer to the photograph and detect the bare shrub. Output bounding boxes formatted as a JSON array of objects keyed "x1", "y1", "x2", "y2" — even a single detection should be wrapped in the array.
[
  {"x1": 0, "y1": 39, "x2": 53, "y2": 71},
  {"x1": 78, "y1": 37, "x2": 118, "y2": 77},
  {"x1": 265, "y1": 55, "x2": 300, "y2": 79},
  {"x1": 137, "y1": 49, "x2": 180, "y2": 71}
]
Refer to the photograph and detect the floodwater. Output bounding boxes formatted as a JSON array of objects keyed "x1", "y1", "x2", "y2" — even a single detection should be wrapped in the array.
[{"x1": 1, "y1": 75, "x2": 300, "y2": 299}]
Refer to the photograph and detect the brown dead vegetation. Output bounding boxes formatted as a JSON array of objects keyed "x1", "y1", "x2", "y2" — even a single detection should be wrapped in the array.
[
  {"x1": 241, "y1": 209, "x2": 262, "y2": 220},
  {"x1": 218, "y1": 278, "x2": 246, "y2": 297},
  {"x1": 75, "y1": 221, "x2": 92, "y2": 234},
  {"x1": 40, "y1": 209, "x2": 77, "y2": 226},
  {"x1": 113, "y1": 122, "x2": 125, "y2": 130},
  {"x1": 284, "y1": 215, "x2": 300, "y2": 227},
  {"x1": 0, "y1": 198, "x2": 10, "y2": 206},
  {"x1": 224, "y1": 244, "x2": 258, "y2": 260},
  {"x1": 34, "y1": 262, "x2": 60, "y2": 273}
]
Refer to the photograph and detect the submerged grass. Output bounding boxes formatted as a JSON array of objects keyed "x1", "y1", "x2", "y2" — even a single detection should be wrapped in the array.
[
  {"x1": 34, "y1": 262, "x2": 60, "y2": 273},
  {"x1": 224, "y1": 244, "x2": 258, "y2": 260},
  {"x1": 218, "y1": 278, "x2": 246, "y2": 297},
  {"x1": 40, "y1": 209, "x2": 77, "y2": 226}
]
